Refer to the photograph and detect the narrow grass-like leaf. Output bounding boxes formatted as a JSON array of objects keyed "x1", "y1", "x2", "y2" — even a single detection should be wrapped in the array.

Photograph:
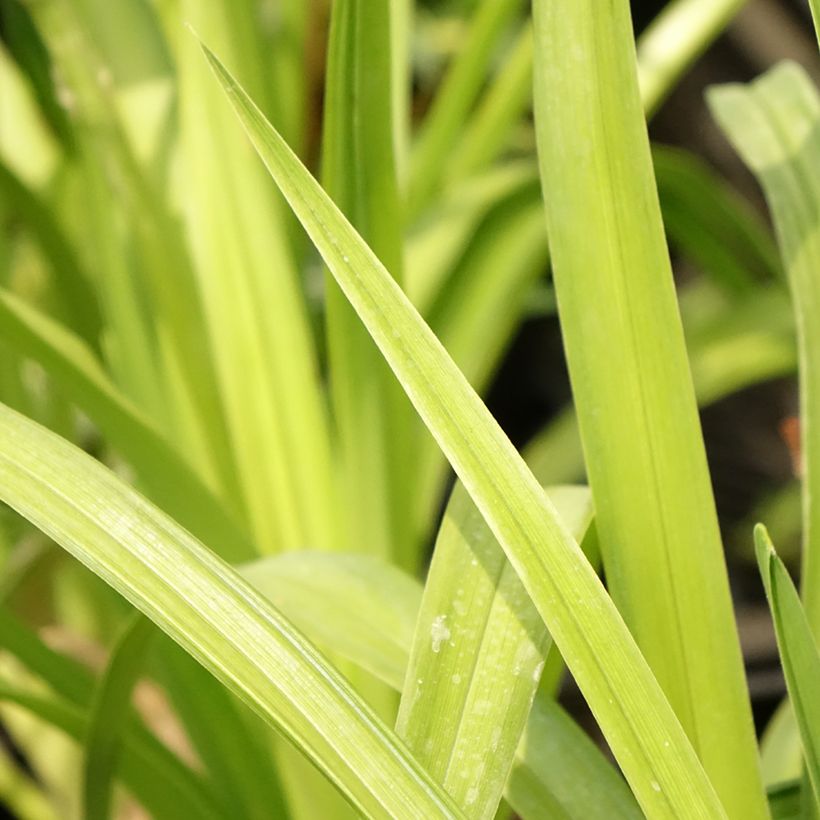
[
  {"x1": 28, "y1": 0, "x2": 240, "y2": 498},
  {"x1": 636, "y1": 0, "x2": 749, "y2": 116},
  {"x1": 415, "y1": 180, "x2": 547, "y2": 527},
  {"x1": 532, "y1": 3, "x2": 765, "y2": 814},
  {"x1": 0, "y1": 404, "x2": 463, "y2": 819},
  {"x1": 762, "y1": 701, "x2": 804, "y2": 786},
  {"x1": 685, "y1": 283, "x2": 795, "y2": 404},
  {"x1": 0, "y1": 681, "x2": 223, "y2": 820},
  {"x1": 178, "y1": 1, "x2": 336, "y2": 553},
  {"x1": 807, "y1": 0, "x2": 820, "y2": 48},
  {"x1": 446, "y1": 24, "x2": 533, "y2": 184},
  {"x1": 0, "y1": 290, "x2": 253, "y2": 561},
  {"x1": 263, "y1": 0, "x2": 309, "y2": 153},
  {"x1": 83, "y1": 614, "x2": 155, "y2": 820},
  {"x1": 406, "y1": 0, "x2": 523, "y2": 219},
  {"x1": 441, "y1": 0, "x2": 750, "y2": 189},
  {"x1": 202, "y1": 41, "x2": 725, "y2": 816},
  {"x1": 653, "y1": 144, "x2": 782, "y2": 292},
  {"x1": 523, "y1": 280, "x2": 795, "y2": 489},
  {"x1": 768, "y1": 779, "x2": 802, "y2": 820},
  {"x1": 0, "y1": 0, "x2": 74, "y2": 151},
  {"x1": 755, "y1": 525, "x2": 820, "y2": 806},
  {"x1": 397, "y1": 485, "x2": 592, "y2": 818},
  {"x1": 406, "y1": 161, "x2": 535, "y2": 312},
  {"x1": 0, "y1": 744, "x2": 58, "y2": 820},
  {"x1": 709, "y1": 62, "x2": 820, "y2": 635},
  {"x1": 321, "y1": 0, "x2": 417, "y2": 567},
  {"x1": 0, "y1": 159, "x2": 101, "y2": 348},
  {"x1": 0, "y1": 608, "x2": 221, "y2": 820}
]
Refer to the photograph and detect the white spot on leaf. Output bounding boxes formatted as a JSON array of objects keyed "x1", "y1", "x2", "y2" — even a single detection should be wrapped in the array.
[{"x1": 430, "y1": 615, "x2": 451, "y2": 653}]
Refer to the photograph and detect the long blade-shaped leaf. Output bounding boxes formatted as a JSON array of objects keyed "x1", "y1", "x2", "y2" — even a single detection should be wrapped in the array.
[
  {"x1": 201, "y1": 40, "x2": 725, "y2": 816},
  {"x1": 178, "y1": 0, "x2": 337, "y2": 552},
  {"x1": 709, "y1": 62, "x2": 820, "y2": 637},
  {"x1": 755, "y1": 526, "x2": 820, "y2": 807},
  {"x1": 636, "y1": 0, "x2": 749, "y2": 116},
  {"x1": 0, "y1": 403, "x2": 462, "y2": 820},
  {"x1": 28, "y1": 0, "x2": 240, "y2": 498},
  {"x1": 83, "y1": 614, "x2": 155, "y2": 820},
  {"x1": 440, "y1": 0, "x2": 751, "y2": 189},
  {"x1": 396, "y1": 485, "x2": 592, "y2": 819},
  {"x1": 322, "y1": 0, "x2": 418, "y2": 567},
  {"x1": 0, "y1": 159, "x2": 102, "y2": 348},
  {"x1": 406, "y1": 0, "x2": 523, "y2": 219},
  {"x1": 153, "y1": 636, "x2": 289, "y2": 820},
  {"x1": 531, "y1": 2, "x2": 764, "y2": 815}
]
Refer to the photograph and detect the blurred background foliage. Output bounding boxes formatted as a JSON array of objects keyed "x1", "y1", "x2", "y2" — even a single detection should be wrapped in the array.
[{"x1": 0, "y1": 0, "x2": 818, "y2": 815}]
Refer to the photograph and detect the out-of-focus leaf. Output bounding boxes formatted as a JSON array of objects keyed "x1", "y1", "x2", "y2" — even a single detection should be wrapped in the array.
[
  {"x1": 0, "y1": 608, "x2": 221, "y2": 820},
  {"x1": 321, "y1": 0, "x2": 416, "y2": 567},
  {"x1": 0, "y1": 159, "x2": 102, "y2": 347},
  {"x1": 243, "y1": 553, "x2": 420, "y2": 691},
  {"x1": 406, "y1": 0, "x2": 523, "y2": 219},
  {"x1": 653, "y1": 144, "x2": 781, "y2": 293},
  {"x1": 709, "y1": 62, "x2": 820, "y2": 637},
  {"x1": 83, "y1": 614, "x2": 155, "y2": 820}
]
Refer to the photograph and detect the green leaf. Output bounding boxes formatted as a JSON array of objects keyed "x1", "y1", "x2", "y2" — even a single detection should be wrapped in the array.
[
  {"x1": 767, "y1": 779, "x2": 802, "y2": 820},
  {"x1": 0, "y1": 608, "x2": 221, "y2": 820},
  {"x1": 0, "y1": 742, "x2": 58, "y2": 820},
  {"x1": 709, "y1": 61, "x2": 820, "y2": 637},
  {"x1": 0, "y1": 159, "x2": 102, "y2": 348},
  {"x1": 243, "y1": 552, "x2": 421, "y2": 691},
  {"x1": 438, "y1": 0, "x2": 751, "y2": 188},
  {"x1": 177, "y1": 0, "x2": 336, "y2": 553},
  {"x1": 406, "y1": 0, "x2": 522, "y2": 220},
  {"x1": 755, "y1": 525, "x2": 820, "y2": 807},
  {"x1": 321, "y1": 0, "x2": 418, "y2": 567},
  {"x1": 0, "y1": 0, "x2": 75, "y2": 150},
  {"x1": 0, "y1": 289, "x2": 253, "y2": 562},
  {"x1": 415, "y1": 177, "x2": 547, "y2": 528},
  {"x1": 201, "y1": 38, "x2": 725, "y2": 816},
  {"x1": 636, "y1": 0, "x2": 749, "y2": 116},
  {"x1": 508, "y1": 695, "x2": 642, "y2": 820},
  {"x1": 27, "y1": 0, "x2": 238, "y2": 495},
  {"x1": 531, "y1": 2, "x2": 765, "y2": 815},
  {"x1": 83, "y1": 614, "x2": 155, "y2": 820},
  {"x1": 241, "y1": 547, "x2": 639, "y2": 819},
  {"x1": 0, "y1": 681, "x2": 222, "y2": 820},
  {"x1": 761, "y1": 700, "x2": 804, "y2": 787},
  {"x1": 406, "y1": 161, "x2": 536, "y2": 312},
  {"x1": 653, "y1": 144, "x2": 782, "y2": 292},
  {"x1": 0, "y1": 403, "x2": 462, "y2": 820},
  {"x1": 396, "y1": 485, "x2": 593, "y2": 818},
  {"x1": 445, "y1": 24, "x2": 534, "y2": 185},
  {"x1": 152, "y1": 637, "x2": 289, "y2": 820}
]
